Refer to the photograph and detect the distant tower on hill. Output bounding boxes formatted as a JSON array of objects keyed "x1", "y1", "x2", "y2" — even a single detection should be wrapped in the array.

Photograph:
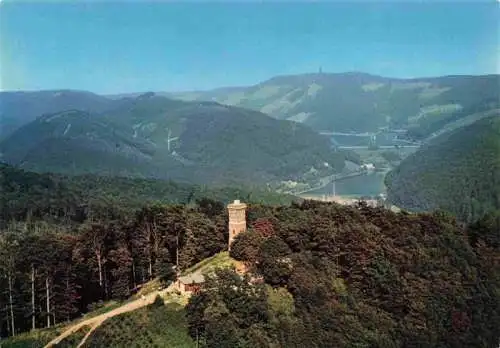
[
  {"x1": 227, "y1": 199, "x2": 247, "y2": 250},
  {"x1": 319, "y1": 66, "x2": 323, "y2": 74}
]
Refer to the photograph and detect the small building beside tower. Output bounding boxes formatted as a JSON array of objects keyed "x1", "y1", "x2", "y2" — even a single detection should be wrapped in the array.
[
  {"x1": 172, "y1": 199, "x2": 248, "y2": 295},
  {"x1": 175, "y1": 273, "x2": 204, "y2": 294}
]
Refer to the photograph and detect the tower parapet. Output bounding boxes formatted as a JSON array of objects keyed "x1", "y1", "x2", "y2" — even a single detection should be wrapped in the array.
[{"x1": 227, "y1": 199, "x2": 247, "y2": 250}]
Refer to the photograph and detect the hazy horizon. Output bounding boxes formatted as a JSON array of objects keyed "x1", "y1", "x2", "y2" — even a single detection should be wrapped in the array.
[
  {"x1": 1, "y1": 2, "x2": 498, "y2": 94},
  {"x1": 1, "y1": 70, "x2": 500, "y2": 96}
]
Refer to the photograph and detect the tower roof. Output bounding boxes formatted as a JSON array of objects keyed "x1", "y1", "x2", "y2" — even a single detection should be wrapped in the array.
[{"x1": 228, "y1": 199, "x2": 246, "y2": 209}]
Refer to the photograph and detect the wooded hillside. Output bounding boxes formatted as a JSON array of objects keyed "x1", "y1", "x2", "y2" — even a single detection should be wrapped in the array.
[
  {"x1": 1, "y1": 165, "x2": 499, "y2": 347},
  {"x1": 0, "y1": 94, "x2": 345, "y2": 186},
  {"x1": 0, "y1": 163, "x2": 295, "y2": 339},
  {"x1": 188, "y1": 201, "x2": 500, "y2": 348},
  {"x1": 385, "y1": 115, "x2": 500, "y2": 222}
]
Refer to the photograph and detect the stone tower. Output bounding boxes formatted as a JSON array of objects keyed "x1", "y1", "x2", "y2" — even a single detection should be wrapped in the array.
[{"x1": 227, "y1": 199, "x2": 247, "y2": 250}]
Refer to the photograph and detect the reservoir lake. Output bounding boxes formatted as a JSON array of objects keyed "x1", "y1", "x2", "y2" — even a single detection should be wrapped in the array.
[{"x1": 304, "y1": 172, "x2": 387, "y2": 198}]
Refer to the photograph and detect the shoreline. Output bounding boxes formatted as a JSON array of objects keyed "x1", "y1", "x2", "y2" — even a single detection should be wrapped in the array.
[
  {"x1": 299, "y1": 194, "x2": 378, "y2": 206},
  {"x1": 299, "y1": 194, "x2": 401, "y2": 213}
]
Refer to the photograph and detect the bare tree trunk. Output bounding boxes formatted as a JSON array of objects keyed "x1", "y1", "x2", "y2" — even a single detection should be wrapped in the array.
[
  {"x1": 147, "y1": 223, "x2": 154, "y2": 279},
  {"x1": 5, "y1": 304, "x2": 11, "y2": 336},
  {"x1": 46, "y1": 277, "x2": 51, "y2": 328},
  {"x1": 26, "y1": 209, "x2": 32, "y2": 229},
  {"x1": 66, "y1": 277, "x2": 70, "y2": 322},
  {"x1": 88, "y1": 203, "x2": 93, "y2": 223},
  {"x1": 31, "y1": 265, "x2": 36, "y2": 330},
  {"x1": 176, "y1": 234, "x2": 179, "y2": 270},
  {"x1": 148, "y1": 255, "x2": 153, "y2": 279},
  {"x1": 132, "y1": 261, "x2": 137, "y2": 289},
  {"x1": 103, "y1": 268, "x2": 109, "y2": 299},
  {"x1": 96, "y1": 251, "x2": 103, "y2": 287},
  {"x1": 8, "y1": 274, "x2": 15, "y2": 336}
]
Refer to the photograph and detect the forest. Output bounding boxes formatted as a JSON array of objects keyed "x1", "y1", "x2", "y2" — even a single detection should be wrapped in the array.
[
  {"x1": 187, "y1": 202, "x2": 500, "y2": 347},
  {"x1": 0, "y1": 162, "x2": 291, "y2": 338},
  {"x1": 386, "y1": 115, "x2": 500, "y2": 223},
  {"x1": 0, "y1": 198, "x2": 231, "y2": 337},
  {"x1": 1, "y1": 163, "x2": 499, "y2": 347},
  {"x1": 0, "y1": 161, "x2": 293, "y2": 223}
]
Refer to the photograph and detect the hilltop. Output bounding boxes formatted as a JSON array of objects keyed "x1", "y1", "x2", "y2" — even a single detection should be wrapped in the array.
[
  {"x1": 185, "y1": 202, "x2": 499, "y2": 347},
  {"x1": 0, "y1": 90, "x2": 115, "y2": 141},
  {"x1": 0, "y1": 94, "x2": 344, "y2": 186},
  {"x1": 2, "y1": 200, "x2": 499, "y2": 347},
  {"x1": 385, "y1": 114, "x2": 500, "y2": 222}
]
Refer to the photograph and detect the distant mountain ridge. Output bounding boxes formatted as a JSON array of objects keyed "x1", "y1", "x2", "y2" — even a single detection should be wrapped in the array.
[
  {"x1": 169, "y1": 72, "x2": 499, "y2": 136},
  {"x1": 1, "y1": 72, "x2": 498, "y2": 187},
  {"x1": 0, "y1": 93, "x2": 345, "y2": 185},
  {"x1": 2, "y1": 72, "x2": 498, "y2": 140},
  {"x1": 0, "y1": 89, "x2": 115, "y2": 140}
]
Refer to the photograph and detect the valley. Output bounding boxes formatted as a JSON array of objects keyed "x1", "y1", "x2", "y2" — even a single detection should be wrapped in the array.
[
  {"x1": 278, "y1": 129, "x2": 421, "y2": 199},
  {"x1": 0, "y1": 74, "x2": 496, "y2": 211},
  {"x1": 5, "y1": 72, "x2": 496, "y2": 200}
]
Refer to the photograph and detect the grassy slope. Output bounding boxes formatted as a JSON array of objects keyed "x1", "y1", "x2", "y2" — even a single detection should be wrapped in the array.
[
  {"x1": 54, "y1": 325, "x2": 91, "y2": 348},
  {"x1": 181, "y1": 251, "x2": 240, "y2": 276},
  {"x1": 1, "y1": 304, "x2": 193, "y2": 348},
  {"x1": 0, "y1": 327, "x2": 65, "y2": 348}
]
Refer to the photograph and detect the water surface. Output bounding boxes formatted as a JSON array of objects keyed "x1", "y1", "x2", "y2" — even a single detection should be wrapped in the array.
[{"x1": 306, "y1": 172, "x2": 387, "y2": 198}]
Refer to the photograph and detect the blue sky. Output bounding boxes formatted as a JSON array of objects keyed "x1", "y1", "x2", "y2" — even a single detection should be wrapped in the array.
[{"x1": 1, "y1": 1, "x2": 498, "y2": 94}]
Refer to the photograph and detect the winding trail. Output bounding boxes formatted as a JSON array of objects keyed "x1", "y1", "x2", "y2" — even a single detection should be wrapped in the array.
[{"x1": 44, "y1": 286, "x2": 174, "y2": 348}]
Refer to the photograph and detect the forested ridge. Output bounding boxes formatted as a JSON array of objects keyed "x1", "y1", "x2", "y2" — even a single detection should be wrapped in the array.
[
  {"x1": 385, "y1": 115, "x2": 500, "y2": 222},
  {"x1": 0, "y1": 94, "x2": 345, "y2": 186},
  {"x1": 3, "y1": 74, "x2": 500, "y2": 140},
  {"x1": 0, "y1": 162, "x2": 293, "y2": 223}
]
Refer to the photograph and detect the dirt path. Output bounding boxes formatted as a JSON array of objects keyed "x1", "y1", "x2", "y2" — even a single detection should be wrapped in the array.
[{"x1": 44, "y1": 288, "x2": 171, "y2": 348}]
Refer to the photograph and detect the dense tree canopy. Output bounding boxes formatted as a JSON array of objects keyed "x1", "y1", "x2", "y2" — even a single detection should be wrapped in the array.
[
  {"x1": 386, "y1": 115, "x2": 500, "y2": 223},
  {"x1": 188, "y1": 201, "x2": 500, "y2": 348},
  {"x1": 0, "y1": 198, "x2": 231, "y2": 338},
  {"x1": 0, "y1": 162, "x2": 295, "y2": 224},
  {"x1": 0, "y1": 164, "x2": 293, "y2": 339},
  {"x1": 1, "y1": 163, "x2": 499, "y2": 347}
]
